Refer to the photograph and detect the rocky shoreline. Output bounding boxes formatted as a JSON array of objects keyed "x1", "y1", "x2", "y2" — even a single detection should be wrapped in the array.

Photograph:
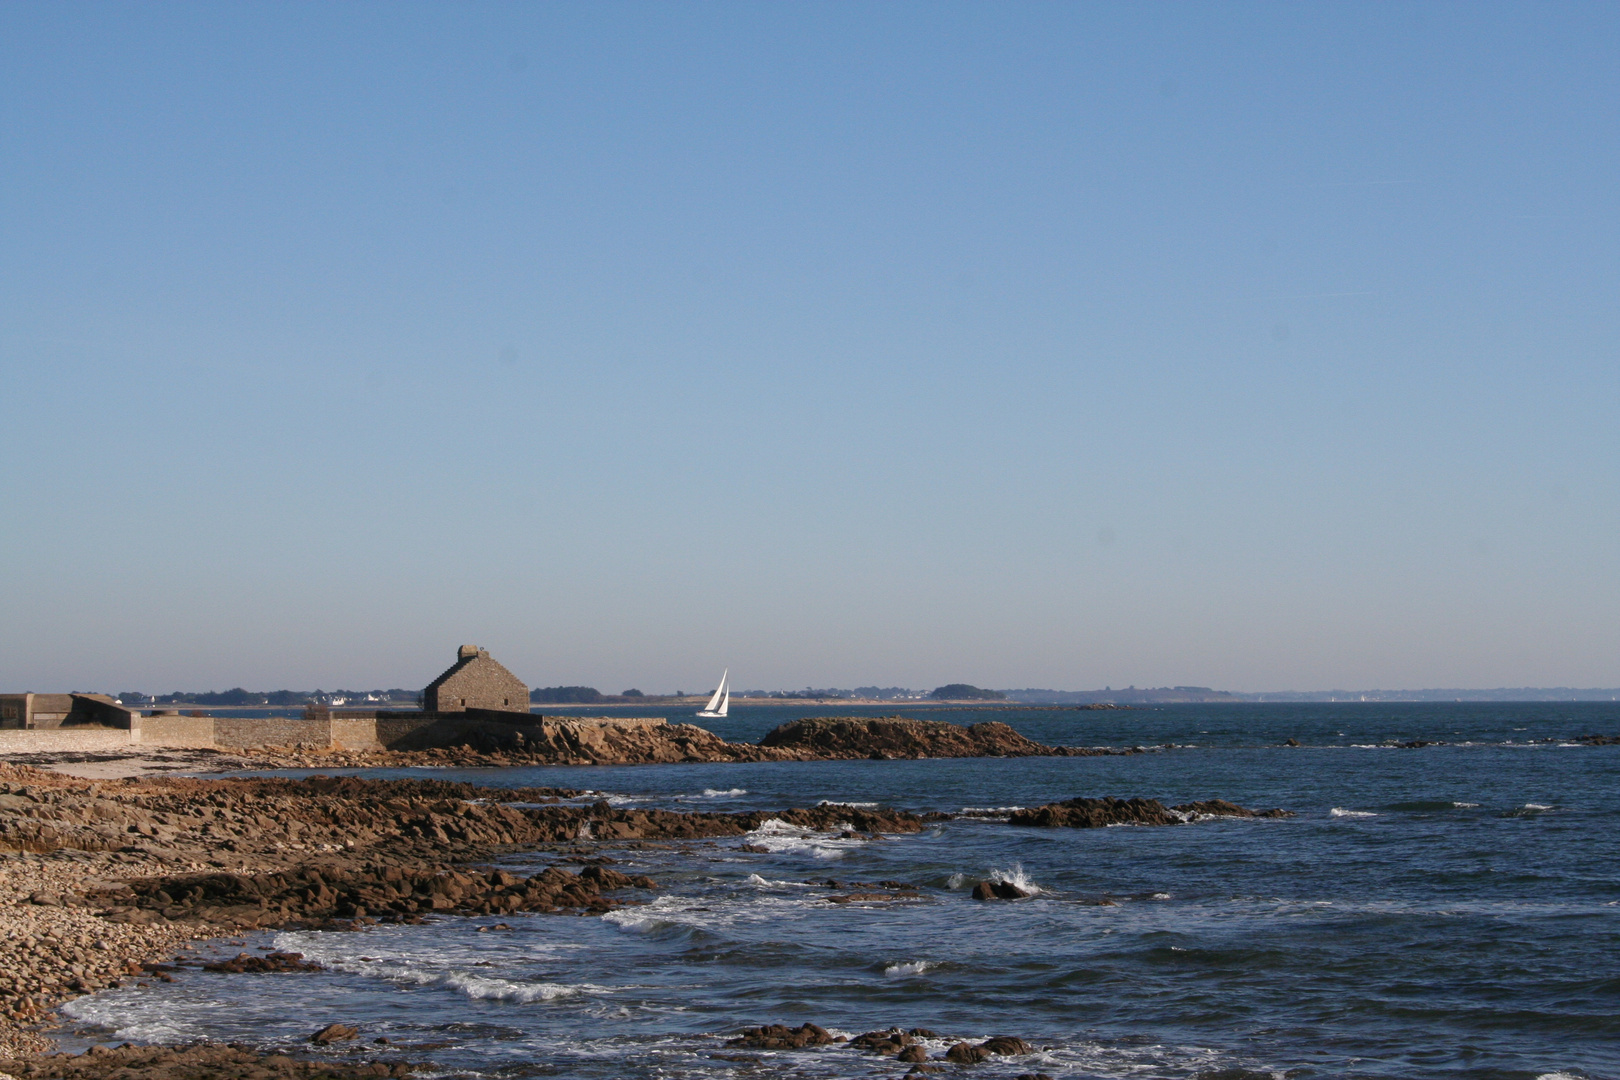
[{"x1": 0, "y1": 743, "x2": 1288, "y2": 1076}]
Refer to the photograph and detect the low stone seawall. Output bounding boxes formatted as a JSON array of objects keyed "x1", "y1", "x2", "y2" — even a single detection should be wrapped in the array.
[
  {"x1": 0, "y1": 728, "x2": 133, "y2": 753},
  {"x1": 0, "y1": 711, "x2": 672, "y2": 755},
  {"x1": 213, "y1": 716, "x2": 334, "y2": 751}
]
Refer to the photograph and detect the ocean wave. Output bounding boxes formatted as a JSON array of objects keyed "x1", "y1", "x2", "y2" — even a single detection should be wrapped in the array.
[
  {"x1": 703, "y1": 788, "x2": 747, "y2": 797},
  {"x1": 737, "y1": 818, "x2": 862, "y2": 859},
  {"x1": 1330, "y1": 808, "x2": 1377, "y2": 819},
  {"x1": 269, "y1": 933, "x2": 600, "y2": 1004},
  {"x1": 1454, "y1": 801, "x2": 1481, "y2": 808},
  {"x1": 440, "y1": 971, "x2": 589, "y2": 1002},
  {"x1": 60, "y1": 995, "x2": 195, "y2": 1045},
  {"x1": 989, "y1": 863, "x2": 1042, "y2": 894},
  {"x1": 882, "y1": 960, "x2": 935, "y2": 978}
]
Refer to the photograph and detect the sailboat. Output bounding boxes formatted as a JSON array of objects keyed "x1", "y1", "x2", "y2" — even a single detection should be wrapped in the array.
[{"x1": 697, "y1": 669, "x2": 730, "y2": 718}]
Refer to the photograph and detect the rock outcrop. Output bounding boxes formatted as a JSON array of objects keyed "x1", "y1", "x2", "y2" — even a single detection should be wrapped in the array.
[
  {"x1": 727, "y1": 1023, "x2": 836, "y2": 1049},
  {"x1": 760, "y1": 717, "x2": 1054, "y2": 759},
  {"x1": 1009, "y1": 796, "x2": 1292, "y2": 828},
  {"x1": 256, "y1": 714, "x2": 1145, "y2": 768},
  {"x1": 0, "y1": 1042, "x2": 414, "y2": 1079}
]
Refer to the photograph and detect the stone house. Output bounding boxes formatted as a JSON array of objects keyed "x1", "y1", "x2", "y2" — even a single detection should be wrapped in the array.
[{"x1": 422, "y1": 645, "x2": 530, "y2": 714}]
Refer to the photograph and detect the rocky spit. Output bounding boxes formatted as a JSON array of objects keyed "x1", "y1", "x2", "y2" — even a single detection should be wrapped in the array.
[
  {"x1": 0, "y1": 734, "x2": 1287, "y2": 1078},
  {"x1": 252, "y1": 714, "x2": 1154, "y2": 769}
]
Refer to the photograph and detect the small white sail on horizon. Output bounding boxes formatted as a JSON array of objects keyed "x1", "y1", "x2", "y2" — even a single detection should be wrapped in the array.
[{"x1": 697, "y1": 669, "x2": 729, "y2": 718}]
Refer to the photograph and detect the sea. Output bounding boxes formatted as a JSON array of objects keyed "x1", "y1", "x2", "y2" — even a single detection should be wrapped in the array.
[{"x1": 59, "y1": 703, "x2": 1620, "y2": 1080}]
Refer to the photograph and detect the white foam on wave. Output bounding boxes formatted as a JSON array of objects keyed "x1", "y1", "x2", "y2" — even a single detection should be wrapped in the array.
[
  {"x1": 1535, "y1": 1073, "x2": 1584, "y2": 1080},
  {"x1": 989, "y1": 863, "x2": 1042, "y2": 894},
  {"x1": 960, "y1": 806, "x2": 1025, "y2": 814},
  {"x1": 60, "y1": 994, "x2": 196, "y2": 1045},
  {"x1": 269, "y1": 931, "x2": 601, "y2": 1004},
  {"x1": 1331, "y1": 808, "x2": 1377, "y2": 819},
  {"x1": 1523, "y1": 803, "x2": 1554, "y2": 811},
  {"x1": 703, "y1": 788, "x2": 747, "y2": 797},
  {"x1": 1453, "y1": 801, "x2": 1481, "y2": 808},
  {"x1": 736, "y1": 817, "x2": 863, "y2": 860},
  {"x1": 439, "y1": 971, "x2": 585, "y2": 1002},
  {"x1": 883, "y1": 960, "x2": 935, "y2": 978},
  {"x1": 744, "y1": 873, "x2": 816, "y2": 888},
  {"x1": 602, "y1": 891, "x2": 824, "y2": 936},
  {"x1": 818, "y1": 799, "x2": 879, "y2": 808}
]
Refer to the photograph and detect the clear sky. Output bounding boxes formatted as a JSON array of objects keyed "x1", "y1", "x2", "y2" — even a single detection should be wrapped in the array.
[{"x1": 3, "y1": 2, "x2": 1617, "y2": 695}]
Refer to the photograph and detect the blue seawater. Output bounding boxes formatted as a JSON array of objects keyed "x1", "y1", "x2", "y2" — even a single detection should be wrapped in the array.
[{"x1": 60, "y1": 703, "x2": 1620, "y2": 1079}]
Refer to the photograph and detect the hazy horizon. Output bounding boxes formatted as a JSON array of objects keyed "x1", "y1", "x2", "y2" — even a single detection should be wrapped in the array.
[{"x1": 4, "y1": 3, "x2": 1617, "y2": 694}]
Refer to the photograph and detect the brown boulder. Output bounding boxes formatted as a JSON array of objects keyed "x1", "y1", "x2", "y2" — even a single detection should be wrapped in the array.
[
  {"x1": 310, "y1": 1023, "x2": 360, "y2": 1044},
  {"x1": 946, "y1": 1042, "x2": 992, "y2": 1064},
  {"x1": 980, "y1": 1036, "x2": 1034, "y2": 1055}
]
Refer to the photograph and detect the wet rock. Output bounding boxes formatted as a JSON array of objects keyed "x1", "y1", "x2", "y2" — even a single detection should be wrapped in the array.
[
  {"x1": 203, "y1": 950, "x2": 322, "y2": 973},
  {"x1": 311, "y1": 1022, "x2": 361, "y2": 1044},
  {"x1": 971, "y1": 881, "x2": 1029, "y2": 901},
  {"x1": 1283, "y1": 738, "x2": 1301, "y2": 747},
  {"x1": 852, "y1": 1029, "x2": 913, "y2": 1055},
  {"x1": 898, "y1": 1044, "x2": 929, "y2": 1062},
  {"x1": 946, "y1": 1042, "x2": 992, "y2": 1064},
  {"x1": 980, "y1": 1036, "x2": 1035, "y2": 1055},
  {"x1": 1016, "y1": 1074, "x2": 1056, "y2": 1080},
  {"x1": 726, "y1": 1023, "x2": 835, "y2": 1050},
  {"x1": 1575, "y1": 734, "x2": 1620, "y2": 745}
]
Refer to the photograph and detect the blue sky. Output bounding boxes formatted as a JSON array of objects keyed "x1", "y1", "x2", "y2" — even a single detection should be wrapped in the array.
[{"x1": 3, "y1": 2, "x2": 1616, "y2": 694}]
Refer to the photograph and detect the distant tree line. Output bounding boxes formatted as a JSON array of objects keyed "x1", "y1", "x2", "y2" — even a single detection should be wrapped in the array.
[
  {"x1": 530, "y1": 686, "x2": 605, "y2": 704},
  {"x1": 929, "y1": 684, "x2": 1007, "y2": 701}
]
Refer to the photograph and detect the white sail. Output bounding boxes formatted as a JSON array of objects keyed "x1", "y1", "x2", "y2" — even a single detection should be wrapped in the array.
[{"x1": 699, "y1": 669, "x2": 729, "y2": 717}]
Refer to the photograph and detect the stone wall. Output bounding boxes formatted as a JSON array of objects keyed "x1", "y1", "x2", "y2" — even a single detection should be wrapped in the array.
[
  {"x1": 331, "y1": 717, "x2": 385, "y2": 752},
  {"x1": 134, "y1": 715, "x2": 216, "y2": 749},
  {"x1": 0, "y1": 728, "x2": 133, "y2": 753},
  {"x1": 213, "y1": 716, "x2": 334, "y2": 750}
]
